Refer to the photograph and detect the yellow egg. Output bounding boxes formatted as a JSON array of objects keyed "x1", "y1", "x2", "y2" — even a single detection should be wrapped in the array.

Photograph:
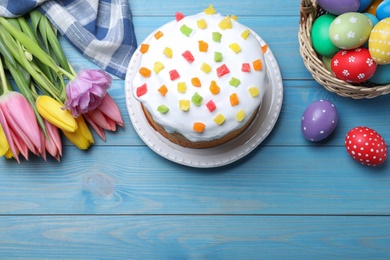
[{"x1": 369, "y1": 18, "x2": 390, "y2": 65}]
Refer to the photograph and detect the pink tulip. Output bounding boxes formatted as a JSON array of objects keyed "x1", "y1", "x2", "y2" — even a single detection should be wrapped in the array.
[
  {"x1": 63, "y1": 69, "x2": 112, "y2": 118},
  {"x1": 83, "y1": 94, "x2": 124, "y2": 141},
  {"x1": 0, "y1": 91, "x2": 43, "y2": 163},
  {"x1": 40, "y1": 119, "x2": 62, "y2": 161}
]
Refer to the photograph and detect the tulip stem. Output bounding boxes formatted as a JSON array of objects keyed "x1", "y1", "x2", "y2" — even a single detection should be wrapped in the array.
[
  {"x1": 0, "y1": 58, "x2": 11, "y2": 93},
  {"x1": 59, "y1": 66, "x2": 76, "y2": 81}
]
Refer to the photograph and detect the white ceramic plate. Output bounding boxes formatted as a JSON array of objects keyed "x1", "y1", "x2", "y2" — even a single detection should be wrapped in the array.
[{"x1": 125, "y1": 32, "x2": 283, "y2": 168}]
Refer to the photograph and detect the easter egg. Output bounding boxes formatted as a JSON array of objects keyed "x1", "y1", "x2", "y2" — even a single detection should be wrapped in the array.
[
  {"x1": 363, "y1": 12, "x2": 379, "y2": 26},
  {"x1": 358, "y1": 0, "x2": 374, "y2": 12},
  {"x1": 311, "y1": 14, "x2": 339, "y2": 57},
  {"x1": 369, "y1": 18, "x2": 390, "y2": 64},
  {"x1": 331, "y1": 48, "x2": 377, "y2": 83},
  {"x1": 317, "y1": 0, "x2": 360, "y2": 15},
  {"x1": 375, "y1": 0, "x2": 390, "y2": 20},
  {"x1": 365, "y1": 0, "x2": 384, "y2": 15},
  {"x1": 322, "y1": 55, "x2": 333, "y2": 71},
  {"x1": 345, "y1": 126, "x2": 388, "y2": 166},
  {"x1": 301, "y1": 100, "x2": 338, "y2": 142},
  {"x1": 329, "y1": 12, "x2": 373, "y2": 50},
  {"x1": 369, "y1": 63, "x2": 390, "y2": 84}
]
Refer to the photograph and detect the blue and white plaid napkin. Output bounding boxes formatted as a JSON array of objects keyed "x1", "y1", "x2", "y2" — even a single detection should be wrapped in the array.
[{"x1": 0, "y1": 0, "x2": 137, "y2": 79}]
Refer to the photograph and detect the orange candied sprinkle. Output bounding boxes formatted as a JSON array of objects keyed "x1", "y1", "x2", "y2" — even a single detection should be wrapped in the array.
[
  {"x1": 191, "y1": 77, "x2": 201, "y2": 87},
  {"x1": 198, "y1": 40, "x2": 209, "y2": 52},
  {"x1": 154, "y1": 31, "x2": 164, "y2": 40},
  {"x1": 230, "y1": 93, "x2": 239, "y2": 106},
  {"x1": 253, "y1": 59, "x2": 263, "y2": 71},
  {"x1": 158, "y1": 85, "x2": 168, "y2": 96},
  {"x1": 209, "y1": 80, "x2": 220, "y2": 95},
  {"x1": 140, "y1": 44, "x2": 150, "y2": 54},
  {"x1": 139, "y1": 67, "x2": 151, "y2": 78},
  {"x1": 261, "y1": 44, "x2": 268, "y2": 54},
  {"x1": 193, "y1": 122, "x2": 205, "y2": 133}
]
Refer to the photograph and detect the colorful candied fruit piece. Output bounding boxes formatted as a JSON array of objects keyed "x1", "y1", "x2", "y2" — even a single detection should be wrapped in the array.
[
  {"x1": 197, "y1": 19, "x2": 207, "y2": 29},
  {"x1": 229, "y1": 77, "x2": 241, "y2": 87},
  {"x1": 219, "y1": 16, "x2": 232, "y2": 30},
  {"x1": 231, "y1": 15, "x2": 238, "y2": 21},
  {"x1": 169, "y1": 69, "x2": 180, "y2": 80},
  {"x1": 180, "y1": 24, "x2": 193, "y2": 37},
  {"x1": 136, "y1": 83, "x2": 148, "y2": 97},
  {"x1": 158, "y1": 85, "x2": 168, "y2": 96},
  {"x1": 216, "y1": 64, "x2": 230, "y2": 77},
  {"x1": 249, "y1": 87, "x2": 260, "y2": 97},
  {"x1": 241, "y1": 29, "x2": 250, "y2": 40},
  {"x1": 198, "y1": 40, "x2": 209, "y2": 52},
  {"x1": 139, "y1": 67, "x2": 151, "y2": 78},
  {"x1": 229, "y1": 43, "x2": 241, "y2": 53},
  {"x1": 179, "y1": 100, "x2": 190, "y2": 111},
  {"x1": 236, "y1": 110, "x2": 245, "y2": 122},
  {"x1": 191, "y1": 92, "x2": 203, "y2": 106},
  {"x1": 241, "y1": 63, "x2": 251, "y2": 72},
  {"x1": 191, "y1": 77, "x2": 201, "y2": 87},
  {"x1": 206, "y1": 100, "x2": 216, "y2": 112},
  {"x1": 201, "y1": 63, "x2": 212, "y2": 74},
  {"x1": 154, "y1": 31, "x2": 164, "y2": 40},
  {"x1": 214, "y1": 52, "x2": 223, "y2": 62},
  {"x1": 209, "y1": 80, "x2": 220, "y2": 95},
  {"x1": 182, "y1": 50, "x2": 195, "y2": 63},
  {"x1": 253, "y1": 59, "x2": 263, "y2": 71},
  {"x1": 140, "y1": 44, "x2": 150, "y2": 54},
  {"x1": 177, "y1": 82, "x2": 187, "y2": 93},
  {"x1": 213, "y1": 114, "x2": 226, "y2": 125},
  {"x1": 176, "y1": 12, "x2": 185, "y2": 21},
  {"x1": 230, "y1": 93, "x2": 239, "y2": 106},
  {"x1": 262, "y1": 44, "x2": 268, "y2": 54},
  {"x1": 153, "y1": 61, "x2": 165, "y2": 74},
  {"x1": 163, "y1": 47, "x2": 173, "y2": 58},
  {"x1": 193, "y1": 122, "x2": 205, "y2": 133},
  {"x1": 157, "y1": 104, "x2": 169, "y2": 114},
  {"x1": 204, "y1": 4, "x2": 216, "y2": 15},
  {"x1": 212, "y1": 32, "x2": 222, "y2": 43}
]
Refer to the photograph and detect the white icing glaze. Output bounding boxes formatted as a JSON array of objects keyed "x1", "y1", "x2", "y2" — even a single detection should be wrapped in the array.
[{"x1": 132, "y1": 12, "x2": 268, "y2": 142}]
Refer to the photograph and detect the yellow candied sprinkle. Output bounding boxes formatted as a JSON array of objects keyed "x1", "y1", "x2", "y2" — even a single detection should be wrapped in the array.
[
  {"x1": 241, "y1": 29, "x2": 250, "y2": 40},
  {"x1": 249, "y1": 87, "x2": 260, "y2": 97},
  {"x1": 204, "y1": 4, "x2": 216, "y2": 15},
  {"x1": 201, "y1": 62, "x2": 212, "y2": 73},
  {"x1": 236, "y1": 110, "x2": 245, "y2": 122},
  {"x1": 179, "y1": 100, "x2": 191, "y2": 112},
  {"x1": 154, "y1": 31, "x2": 164, "y2": 40},
  {"x1": 219, "y1": 16, "x2": 232, "y2": 30},
  {"x1": 158, "y1": 85, "x2": 168, "y2": 96},
  {"x1": 213, "y1": 114, "x2": 226, "y2": 125},
  {"x1": 163, "y1": 47, "x2": 173, "y2": 58},
  {"x1": 229, "y1": 43, "x2": 241, "y2": 53},
  {"x1": 197, "y1": 19, "x2": 207, "y2": 29},
  {"x1": 177, "y1": 82, "x2": 187, "y2": 93},
  {"x1": 231, "y1": 15, "x2": 238, "y2": 21},
  {"x1": 153, "y1": 61, "x2": 165, "y2": 74}
]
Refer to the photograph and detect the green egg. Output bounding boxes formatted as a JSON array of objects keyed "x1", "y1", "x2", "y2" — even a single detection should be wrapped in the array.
[
  {"x1": 311, "y1": 14, "x2": 339, "y2": 57},
  {"x1": 322, "y1": 55, "x2": 333, "y2": 72}
]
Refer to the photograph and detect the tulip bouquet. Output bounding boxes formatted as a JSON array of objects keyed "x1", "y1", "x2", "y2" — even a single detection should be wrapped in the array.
[{"x1": 0, "y1": 10, "x2": 124, "y2": 163}]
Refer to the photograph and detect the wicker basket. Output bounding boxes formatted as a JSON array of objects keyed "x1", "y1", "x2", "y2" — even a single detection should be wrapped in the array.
[{"x1": 299, "y1": 0, "x2": 390, "y2": 99}]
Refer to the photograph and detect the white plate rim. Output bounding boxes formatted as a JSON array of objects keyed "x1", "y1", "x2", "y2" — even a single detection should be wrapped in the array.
[{"x1": 125, "y1": 31, "x2": 283, "y2": 168}]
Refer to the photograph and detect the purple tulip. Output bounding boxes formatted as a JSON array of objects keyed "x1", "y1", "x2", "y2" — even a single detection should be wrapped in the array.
[{"x1": 64, "y1": 69, "x2": 112, "y2": 118}]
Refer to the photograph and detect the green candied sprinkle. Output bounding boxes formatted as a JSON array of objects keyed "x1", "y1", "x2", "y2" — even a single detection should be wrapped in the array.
[
  {"x1": 229, "y1": 77, "x2": 241, "y2": 87},
  {"x1": 212, "y1": 32, "x2": 222, "y2": 42},
  {"x1": 214, "y1": 51, "x2": 223, "y2": 62},
  {"x1": 157, "y1": 104, "x2": 169, "y2": 114},
  {"x1": 180, "y1": 24, "x2": 193, "y2": 37},
  {"x1": 191, "y1": 92, "x2": 203, "y2": 106}
]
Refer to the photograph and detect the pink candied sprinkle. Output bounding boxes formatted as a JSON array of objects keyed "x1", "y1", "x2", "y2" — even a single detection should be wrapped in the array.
[
  {"x1": 169, "y1": 69, "x2": 180, "y2": 80},
  {"x1": 136, "y1": 83, "x2": 148, "y2": 97},
  {"x1": 242, "y1": 63, "x2": 251, "y2": 72},
  {"x1": 182, "y1": 50, "x2": 195, "y2": 63},
  {"x1": 216, "y1": 64, "x2": 230, "y2": 77},
  {"x1": 206, "y1": 100, "x2": 216, "y2": 112},
  {"x1": 176, "y1": 12, "x2": 185, "y2": 21}
]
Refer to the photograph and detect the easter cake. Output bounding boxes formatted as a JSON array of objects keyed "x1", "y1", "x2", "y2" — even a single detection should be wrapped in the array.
[{"x1": 131, "y1": 5, "x2": 268, "y2": 148}]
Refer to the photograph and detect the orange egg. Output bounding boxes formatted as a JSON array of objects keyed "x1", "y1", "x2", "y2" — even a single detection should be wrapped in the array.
[{"x1": 364, "y1": 0, "x2": 383, "y2": 15}]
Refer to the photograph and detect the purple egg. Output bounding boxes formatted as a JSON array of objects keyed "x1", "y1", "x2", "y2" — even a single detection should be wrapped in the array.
[
  {"x1": 301, "y1": 100, "x2": 338, "y2": 142},
  {"x1": 317, "y1": 0, "x2": 360, "y2": 15}
]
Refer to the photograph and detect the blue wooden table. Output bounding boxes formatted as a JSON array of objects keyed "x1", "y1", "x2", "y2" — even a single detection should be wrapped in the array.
[{"x1": 1, "y1": 0, "x2": 390, "y2": 258}]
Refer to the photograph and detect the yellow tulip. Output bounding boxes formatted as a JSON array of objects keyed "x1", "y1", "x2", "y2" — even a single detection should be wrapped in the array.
[
  {"x1": 0, "y1": 123, "x2": 10, "y2": 156},
  {"x1": 62, "y1": 116, "x2": 94, "y2": 150},
  {"x1": 36, "y1": 95, "x2": 77, "y2": 133}
]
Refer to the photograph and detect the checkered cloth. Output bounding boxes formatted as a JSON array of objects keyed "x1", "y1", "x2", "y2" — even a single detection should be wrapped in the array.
[{"x1": 0, "y1": 0, "x2": 137, "y2": 79}]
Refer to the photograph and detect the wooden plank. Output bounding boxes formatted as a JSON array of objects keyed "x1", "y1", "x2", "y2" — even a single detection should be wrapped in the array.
[
  {"x1": 1, "y1": 215, "x2": 389, "y2": 259},
  {"x1": 0, "y1": 146, "x2": 389, "y2": 215}
]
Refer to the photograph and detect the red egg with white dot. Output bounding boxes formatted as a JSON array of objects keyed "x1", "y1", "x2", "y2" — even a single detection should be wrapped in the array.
[
  {"x1": 331, "y1": 48, "x2": 377, "y2": 83},
  {"x1": 345, "y1": 126, "x2": 388, "y2": 166}
]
